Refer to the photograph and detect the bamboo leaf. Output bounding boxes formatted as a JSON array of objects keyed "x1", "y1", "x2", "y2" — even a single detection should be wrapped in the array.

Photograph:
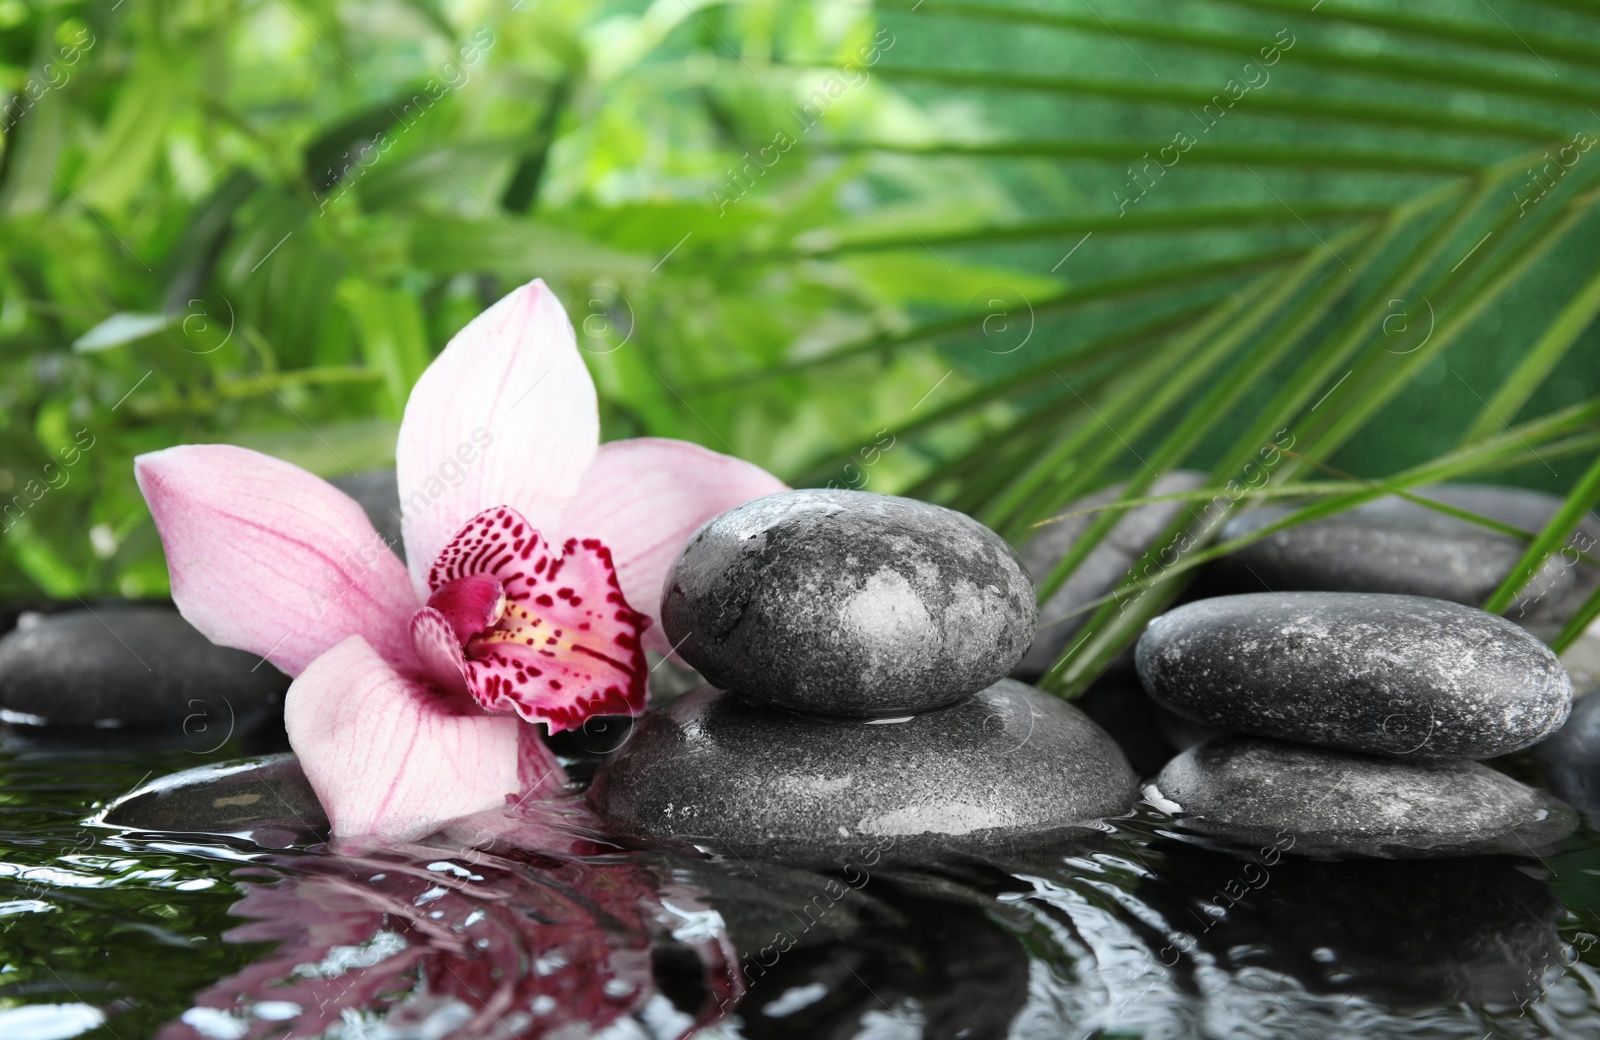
[
  {"x1": 693, "y1": 245, "x2": 1305, "y2": 388},
  {"x1": 788, "y1": 201, "x2": 1392, "y2": 258},
  {"x1": 1028, "y1": 219, "x2": 1400, "y2": 601},
  {"x1": 1213, "y1": 0, "x2": 1600, "y2": 73},
  {"x1": 790, "y1": 301, "x2": 1213, "y2": 486},
  {"x1": 880, "y1": 1, "x2": 1600, "y2": 109},
  {"x1": 851, "y1": 63, "x2": 1562, "y2": 142},
  {"x1": 825, "y1": 139, "x2": 1481, "y2": 175},
  {"x1": 1461, "y1": 265, "x2": 1600, "y2": 441},
  {"x1": 1480, "y1": 450, "x2": 1600, "y2": 614}
]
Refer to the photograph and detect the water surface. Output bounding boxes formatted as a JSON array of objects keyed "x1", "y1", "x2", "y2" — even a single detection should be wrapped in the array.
[{"x1": 5, "y1": 729, "x2": 1600, "y2": 1039}]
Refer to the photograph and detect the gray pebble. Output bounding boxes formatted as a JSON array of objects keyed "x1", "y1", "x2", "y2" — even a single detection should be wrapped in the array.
[
  {"x1": 1146, "y1": 736, "x2": 1576, "y2": 859},
  {"x1": 1210, "y1": 483, "x2": 1599, "y2": 626},
  {"x1": 661, "y1": 490, "x2": 1036, "y2": 716},
  {"x1": 1016, "y1": 471, "x2": 1208, "y2": 680},
  {"x1": 588, "y1": 678, "x2": 1136, "y2": 864},
  {"x1": 0, "y1": 605, "x2": 288, "y2": 732},
  {"x1": 99, "y1": 753, "x2": 328, "y2": 847},
  {"x1": 1136, "y1": 592, "x2": 1571, "y2": 759},
  {"x1": 1556, "y1": 627, "x2": 1600, "y2": 698},
  {"x1": 1538, "y1": 690, "x2": 1600, "y2": 825}
]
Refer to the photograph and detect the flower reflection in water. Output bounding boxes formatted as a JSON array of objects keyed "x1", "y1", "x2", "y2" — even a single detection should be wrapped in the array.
[{"x1": 162, "y1": 802, "x2": 739, "y2": 1040}]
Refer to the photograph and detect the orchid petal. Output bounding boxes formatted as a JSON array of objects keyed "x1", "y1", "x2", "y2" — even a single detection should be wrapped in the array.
[
  {"x1": 409, "y1": 607, "x2": 470, "y2": 697},
  {"x1": 430, "y1": 506, "x2": 649, "y2": 731},
  {"x1": 396, "y1": 280, "x2": 599, "y2": 599},
  {"x1": 558, "y1": 438, "x2": 786, "y2": 652},
  {"x1": 135, "y1": 445, "x2": 418, "y2": 677},
  {"x1": 427, "y1": 572, "x2": 504, "y2": 644},
  {"x1": 285, "y1": 636, "x2": 534, "y2": 841},
  {"x1": 518, "y1": 726, "x2": 569, "y2": 801}
]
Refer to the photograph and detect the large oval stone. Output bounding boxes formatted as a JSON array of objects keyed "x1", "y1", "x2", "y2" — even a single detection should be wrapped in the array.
[
  {"x1": 99, "y1": 753, "x2": 328, "y2": 847},
  {"x1": 1538, "y1": 691, "x2": 1600, "y2": 825},
  {"x1": 0, "y1": 605, "x2": 288, "y2": 732},
  {"x1": 588, "y1": 679, "x2": 1136, "y2": 863},
  {"x1": 661, "y1": 490, "x2": 1036, "y2": 716},
  {"x1": 1135, "y1": 592, "x2": 1571, "y2": 759},
  {"x1": 1146, "y1": 736, "x2": 1576, "y2": 859},
  {"x1": 1208, "y1": 483, "x2": 1600, "y2": 625}
]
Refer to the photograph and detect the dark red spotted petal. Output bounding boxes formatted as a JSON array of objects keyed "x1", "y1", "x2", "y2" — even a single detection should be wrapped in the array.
[
  {"x1": 409, "y1": 606, "x2": 470, "y2": 698},
  {"x1": 426, "y1": 572, "x2": 504, "y2": 644},
  {"x1": 427, "y1": 505, "x2": 543, "y2": 595},
  {"x1": 429, "y1": 507, "x2": 650, "y2": 732}
]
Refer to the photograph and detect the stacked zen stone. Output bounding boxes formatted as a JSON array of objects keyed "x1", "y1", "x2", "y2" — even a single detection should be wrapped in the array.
[
  {"x1": 1207, "y1": 483, "x2": 1600, "y2": 634},
  {"x1": 0, "y1": 604, "x2": 287, "y2": 743},
  {"x1": 1136, "y1": 591, "x2": 1578, "y2": 858},
  {"x1": 588, "y1": 489, "x2": 1137, "y2": 863}
]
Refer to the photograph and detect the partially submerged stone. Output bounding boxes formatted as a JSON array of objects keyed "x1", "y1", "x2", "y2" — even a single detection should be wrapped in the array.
[
  {"x1": 1210, "y1": 484, "x2": 1600, "y2": 626},
  {"x1": 588, "y1": 679, "x2": 1136, "y2": 864},
  {"x1": 1146, "y1": 736, "x2": 1575, "y2": 859},
  {"x1": 100, "y1": 753, "x2": 328, "y2": 847},
  {"x1": 1538, "y1": 690, "x2": 1600, "y2": 825},
  {"x1": 0, "y1": 605, "x2": 288, "y2": 733},
  {"x1": 1135, "y1": 592, "x2": 1571, "y2": 760},
  {"x1": 662, "y1": 490, "x2": 1036, "y2": 717}
]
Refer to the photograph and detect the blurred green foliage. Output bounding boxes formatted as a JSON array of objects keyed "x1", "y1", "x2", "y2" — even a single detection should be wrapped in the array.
[{"x1": 3, "y1": 0, "x2": 1600, "y2": 685}]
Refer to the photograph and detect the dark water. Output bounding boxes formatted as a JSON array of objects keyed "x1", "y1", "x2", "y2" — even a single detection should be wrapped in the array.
[{"x1": 7, "y1": 726, "x2": 1600, "y2": 1040}]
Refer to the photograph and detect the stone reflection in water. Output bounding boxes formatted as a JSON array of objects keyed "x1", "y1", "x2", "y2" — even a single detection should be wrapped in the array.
[
  {"x1": 1132, "y1": 841, "x2": 1564, "y2": 1009},
  {"x1": 160, "y1": 817, "x2": 741, "y2": 1039},
  {"x1": 688, "y1": 861, "x2": 1029, "y2": 1040}
]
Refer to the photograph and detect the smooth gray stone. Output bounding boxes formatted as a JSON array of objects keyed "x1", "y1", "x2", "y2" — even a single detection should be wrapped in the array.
[
  {"x1": 0, "y1": 606, "x2": 288, "y2": 732},
  {"x1": 588, "y1": 679, "x2": 1137, "y2": 864},
  {"x1": 661, "y1": 490, "x2": 1036, "y2": 717},
  {"x1": 330, "y1": 468, "x2": 405, "y2": 560},
  {"x1": 99, "y1": 753, "x2": 328, "y2": 847},
  {"x1": 1538, "y1": 691, "x2": 1600, "y2": 825},
  {"x1": 1136, "y1": 592, "x2": 1571, "y2": 760},
  {"x1": 1211, "y1": 483, "x2": 1600, "y2": 626},
  {"x1": 1558, "y1": 628, "x2": 1600, "y2": 698},
  {"x1": 1147, "y1": 736, "x2": 1576, "y2": 859},
  {"x1": 1016, "y1": 471, "x2": 1208, "y2": 681}
]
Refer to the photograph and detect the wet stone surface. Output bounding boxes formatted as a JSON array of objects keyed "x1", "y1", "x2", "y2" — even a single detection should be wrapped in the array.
[
  {"x1": 0, "y1": 605, "x2": 288, "y2": 732},
  {"x1": 1147, "y1": 736, "x2": 1577, "y2": 859},
  {"x1": 1538, "y1": 691, "x2": 1600, "y2": 826},
  {"x1": 100, "y1": 753, "x2": 328, "y2": 848},
  {"x1": 1016, "y1": 471, "x2": 1208, "y2": 681},
  {"x1": 662, "y1": 489, "x2": 1036, "y2": 717},
  {"x1": 1209, "y1": 483, "x2": 1600, "y2": 626},
  {"x1": 588, "y1": 679, "x2": 1137, "y2": 864},
  {"x1": 1135, "y1": 592, "x2": 1572, "y2": 760}
]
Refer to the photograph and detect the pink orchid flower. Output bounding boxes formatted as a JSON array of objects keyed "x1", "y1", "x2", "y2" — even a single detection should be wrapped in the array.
[{"x1": 135, "y1": 280, "x2": 783, "y2": 841}]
